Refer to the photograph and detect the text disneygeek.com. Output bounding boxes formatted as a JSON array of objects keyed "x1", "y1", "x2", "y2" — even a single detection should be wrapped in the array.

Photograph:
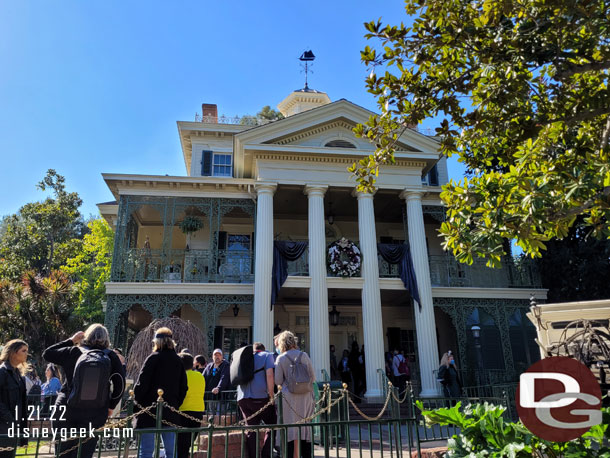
[{"x1": 8, "y1": 424, "x2": 133, "y2": 441}]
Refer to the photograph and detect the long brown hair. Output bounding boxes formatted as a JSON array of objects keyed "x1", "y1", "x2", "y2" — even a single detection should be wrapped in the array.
[{"x1": 0, "y1": 339, "x2": 30, "y2": 376}]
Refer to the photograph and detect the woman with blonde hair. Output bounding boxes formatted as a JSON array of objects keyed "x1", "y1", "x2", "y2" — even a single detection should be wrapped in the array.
[
  {"x1": 437, "y1": 351, "x2": 462, "y2": 398},
  {"x1": 133, "y1": 327, "x2": 188, "y2": 458},
  {"x1": 43, "y1": 324, "x2": 125, "y2": 458},
  {"x1": 274, "y1": 331, "x2": 315, "y2": 458},
  {"x1": 0, "y1": 339, "x2": 29, "y2": 457}
]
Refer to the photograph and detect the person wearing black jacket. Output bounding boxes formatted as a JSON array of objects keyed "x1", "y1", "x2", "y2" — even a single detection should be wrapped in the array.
[
  {"x1": 43, "y1": 324, "x2": 125, "y2": 458},
  {"x1": 0, "y1": 339, "x2": 29, "y2": 458},
  {"x1": 133, "y1": 327, "x2": 187, "y2": 458},
  {"x1": 202, "y1": 349, "x2": 230, "y2": 416}
]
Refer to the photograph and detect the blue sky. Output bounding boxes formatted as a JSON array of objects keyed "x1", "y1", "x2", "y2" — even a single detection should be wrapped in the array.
[{"x1": 0, "y1": 1, "x2": 464, "y2": 218}]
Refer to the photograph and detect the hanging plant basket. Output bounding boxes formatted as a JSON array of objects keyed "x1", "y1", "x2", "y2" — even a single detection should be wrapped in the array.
[
  {"x1": 328, "y1": 237, "x2": 361, "y2": 277},
  {"x1": 180, "y1": 216, "x2": 204, "y2": 234}
]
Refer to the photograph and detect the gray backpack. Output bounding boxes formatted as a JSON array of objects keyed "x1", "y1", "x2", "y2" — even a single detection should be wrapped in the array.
[{"x1": 284, "y1": 352, "x2": 313, "y2": 394}]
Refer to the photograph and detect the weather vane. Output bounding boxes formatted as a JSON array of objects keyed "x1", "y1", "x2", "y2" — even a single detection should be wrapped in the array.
[{"x1": 299, "y1": 50, "x2": 315, "y2": 90}]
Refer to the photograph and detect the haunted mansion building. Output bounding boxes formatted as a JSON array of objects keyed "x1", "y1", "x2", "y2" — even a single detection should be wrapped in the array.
[{"x1": 99, "y1": 87, "x2": 545, "y2": 397}]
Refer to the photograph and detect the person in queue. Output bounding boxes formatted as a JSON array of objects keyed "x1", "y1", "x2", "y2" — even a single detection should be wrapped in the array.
[
  {"x1": 274, "y1": 331, "x2": 315, "y2": 458},
  {"x1": 202, "y1": 349, "x2": 230, "y2": 403},
  {"x1": 0, "y1": 340, "x2": 29, "y2": 458},
  {"x1": 193, "y1": 355, "x2": 206, "y2": 373},
  {"x1": 133, "y1": 327, "x2": 188, "y2": 458},
  {"x1": 236, "y1": 342, "x2": 276, "y2": 458},
  {"x1": 41, "y1": 363, "x2": 61, "y2": 396},
  {"x1": 43, "y1": 325, "x2": 125, "y2": 458},
  {"x1": 438, "y1": 351, "x2": 462, "y2": 398},
  {"x1": 176, "y1": 352, "x2": 205, "y2": 458}
]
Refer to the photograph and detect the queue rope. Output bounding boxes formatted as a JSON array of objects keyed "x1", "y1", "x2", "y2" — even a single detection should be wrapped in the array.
[
  {"x1": 2, "y1": 384, "x2": 399, "y2": 454},
  {"x1": 347, "y1": 387, "x2": 393, "y2": 421}
]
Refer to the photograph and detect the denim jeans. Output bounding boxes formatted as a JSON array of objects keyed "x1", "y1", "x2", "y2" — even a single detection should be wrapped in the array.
[{"x1": 138, "y1": 429, "x2": 176, "y2": 458}]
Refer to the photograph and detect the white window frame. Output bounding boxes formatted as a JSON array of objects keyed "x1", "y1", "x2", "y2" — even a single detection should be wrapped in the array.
[{"x1": 212, "y1": 153, "x2": 232, "y2": 177}]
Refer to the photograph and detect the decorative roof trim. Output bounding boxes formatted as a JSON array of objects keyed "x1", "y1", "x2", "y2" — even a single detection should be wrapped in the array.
[
  {"x1": 272, "y1": 120, "x2": 355, "y2": 145},
  {"x1": 253, "y1": 152, "x2": 426, "y2": 168}
]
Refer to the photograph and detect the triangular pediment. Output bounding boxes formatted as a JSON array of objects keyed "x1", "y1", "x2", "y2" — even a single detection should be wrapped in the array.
[
  {"x1": 235, "y1": 99, "x2": 433, "y2": 152},
  {"x1": 266, "y1": 119, "x2": 377, "y2": 150},
  {"x1": 233, "y1": 99, "x2": 440, "y2": 177}
]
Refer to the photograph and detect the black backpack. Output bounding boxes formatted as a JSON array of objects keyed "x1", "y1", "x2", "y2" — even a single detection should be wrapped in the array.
[
  {"x1": 230, "y1": 345, "x2": 264, "y2": 386},
  {"x1": 67, "y1": 347, "x2": 112, "y2": 409}
]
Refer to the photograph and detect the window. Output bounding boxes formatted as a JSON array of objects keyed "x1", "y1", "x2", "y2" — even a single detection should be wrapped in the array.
[
  {"x1": 212, "y1": 154, "x2": 232, "y2": 177},
  {"x1": 325, "y1": 139, "x2": 356, "y2": 148},
  {"x1": 422, "y1": 164, "x2": 439, "y2": 186}
]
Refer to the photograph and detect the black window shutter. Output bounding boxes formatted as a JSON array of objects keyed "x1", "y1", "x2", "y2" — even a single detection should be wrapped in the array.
[
  {"x1": 201, "y1": 150, "x2": 213, "y2": 176},
  {"x1": 429, "y1": 164, "x2": 439, "y2": 186}
]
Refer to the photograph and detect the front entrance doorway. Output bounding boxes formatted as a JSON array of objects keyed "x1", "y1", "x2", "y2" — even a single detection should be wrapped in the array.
[{"x1": 221, "y1": 327, "x2": 250, "y2": 358}]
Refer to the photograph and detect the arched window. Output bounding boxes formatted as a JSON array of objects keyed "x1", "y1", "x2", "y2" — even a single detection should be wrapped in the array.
[
  {"x1": 325, "y1": 139, "x2": 356, "y2": 148},
  {"x1": 466, "y1": 308, "x2": 505, "y2": 371},
  {"x1": 509, "y1": 309, "x2": 540, "y2": 374}
]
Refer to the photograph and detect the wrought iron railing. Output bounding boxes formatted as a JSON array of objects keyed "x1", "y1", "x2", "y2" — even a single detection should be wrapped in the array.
[
  {"x1": 194, "y1": 113, "x2": 274, "y2": 126},
  {"x1": 112, "y1": 248, "x2": 254, "y2": 283},
  {"x1": 286, "y1": 246, "x2": 309, "y2": 276},
  {"x1": 379, "y1": 256, "x2": 400, "y2": 278},
  {"x1": 428, "y1": 255, "x2": 541, "y2": 288}
]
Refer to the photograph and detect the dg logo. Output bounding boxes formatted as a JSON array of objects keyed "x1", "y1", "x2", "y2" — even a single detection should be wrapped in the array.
[{"x1": 517, "y1": 356, "x2": 602, "y2": 442}]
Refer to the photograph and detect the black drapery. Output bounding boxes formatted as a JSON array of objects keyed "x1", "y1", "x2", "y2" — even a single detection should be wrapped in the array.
[
  {"x1": 377, "y1": 243, "x2": 421, "y2": 310},
  {"x1": 271, "y1": 241, "x2": 308, "y2": 309}
]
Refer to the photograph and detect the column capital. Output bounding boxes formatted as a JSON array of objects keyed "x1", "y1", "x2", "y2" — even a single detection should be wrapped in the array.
[
  {"x1": 351, "y1": 188, "x2": 377, "y2": 199},
  {"x1": 304, "y1": 184, "x2": 328, "y2": 197},
  {"x1": 399, "y1": 187, "x2": 424, "y2": 201},
  {"x1": 254, "y1": 182, "x2": 277, "y2": 195}
]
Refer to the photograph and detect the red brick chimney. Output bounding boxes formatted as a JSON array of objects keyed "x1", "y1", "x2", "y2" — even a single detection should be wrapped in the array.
[{"x1": 201, "y1": 104, "x2": 218, "y2": 122}]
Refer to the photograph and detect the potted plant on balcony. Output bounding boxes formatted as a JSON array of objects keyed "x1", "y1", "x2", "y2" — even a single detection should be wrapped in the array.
[{"x1": 180, "y1": 216, "x2": 204, "y2": 234}]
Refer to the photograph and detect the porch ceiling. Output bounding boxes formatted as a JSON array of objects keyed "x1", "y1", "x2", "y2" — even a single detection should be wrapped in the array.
[
  {"x1": 275, "y1": 286, "x2": 412, "y2": 307},
  {"x1": 274, "y1": 185, "x2": 405, "y2": 223}
]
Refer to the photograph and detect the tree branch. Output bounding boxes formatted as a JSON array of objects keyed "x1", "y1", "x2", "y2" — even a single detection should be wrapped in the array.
[
  {"x1": 600, "y1": 117, "x2": 610, "y2": 150},
  {"x1": 555, "y1": 60, "x2": 610, "y2": 80}
]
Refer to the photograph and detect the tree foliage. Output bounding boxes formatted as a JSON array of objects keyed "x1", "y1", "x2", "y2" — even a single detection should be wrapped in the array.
[
  {"x1": 0, "y1": 170, "x2": 112, "y2": 363},
  {"x1": 354, "y1": 0, "x2": 610, "y2": 266},
  {"x1": 0, "y1": 270, "x2": 80, "y2": 364},
  {"x1": 0, "y1": 169, "x2": 84, "y2": 278},
  {"x1": 536, "y1": 218, "x2": 610, "y2": 303},
  {"x1": 62, "y1": 218, "x2": 114, "y2": 323},
  {"x1": 240, "y1": 105, "x2": 284, "y2": 126}
]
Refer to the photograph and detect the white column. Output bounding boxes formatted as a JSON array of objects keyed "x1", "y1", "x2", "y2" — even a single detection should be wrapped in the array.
[
  {"x1": 354, "y1": 191, "x2": 385, "y2": 399},
  {"x1": 304, "y1": 185, "x2": 330, "y2": 381},
  {"x1": 400, "y1": 189, "x2": 440, "y2": 397},
  {"x1": 253, "y1": 183, "x2": 276, "y2": 351}
]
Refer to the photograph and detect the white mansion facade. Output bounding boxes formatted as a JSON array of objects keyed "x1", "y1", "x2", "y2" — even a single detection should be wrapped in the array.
[{"x1": 100, "y1": 88, "x2": 546, "y2": 397}]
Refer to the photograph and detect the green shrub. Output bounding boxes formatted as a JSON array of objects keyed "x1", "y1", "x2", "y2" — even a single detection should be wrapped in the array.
[{"x1": 417, "y1": 401, "x2": 609, "y2": 457}]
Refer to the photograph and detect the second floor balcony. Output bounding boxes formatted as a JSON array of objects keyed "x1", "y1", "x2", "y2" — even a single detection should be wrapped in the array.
[
  {"x1": 113, "y1": 248, "x2": 254, "y2": 283},
  {"x1": 111, "y1": 245, "x2": 540, "y2": 288}
]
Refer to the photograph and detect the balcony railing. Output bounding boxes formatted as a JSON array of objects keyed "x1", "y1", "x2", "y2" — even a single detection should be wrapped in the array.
[
  {"x1": 428, "y1": 255, "x2": 540, "y2": 288},
  {"x1": 378, "y1": 256, "x2": 400, "y2": 278},
  {"x1": 287, "y1": 247, "x2": 309, "y2": 276},
  {"x1": 112, "y1": 247, "x2": 539, "y2": 288},
  {"x1": 112, "y1": 248, "x2": 253, "y2": 283}
]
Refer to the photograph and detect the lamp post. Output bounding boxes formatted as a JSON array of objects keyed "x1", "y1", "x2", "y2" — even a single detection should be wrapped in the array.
[{"x1": 471, "y1": 325, "x2": 484, "y2": 386}]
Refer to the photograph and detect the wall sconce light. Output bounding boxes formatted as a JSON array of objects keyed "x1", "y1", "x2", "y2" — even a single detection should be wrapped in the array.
[
  {"x1": 233, "y1": 304, "x2": 240, "y2": 317},
  {"x1": 329, "y1": 305, "x2": 340, "y2": 326},
  {"x1": 471, "y1": 325, "x2": 481, "y2": 339}
]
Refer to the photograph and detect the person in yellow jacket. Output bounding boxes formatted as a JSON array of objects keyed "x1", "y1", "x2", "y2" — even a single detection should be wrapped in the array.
[{"x1": 177, "y1": 352, "x2": 205, "y2": 458}]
